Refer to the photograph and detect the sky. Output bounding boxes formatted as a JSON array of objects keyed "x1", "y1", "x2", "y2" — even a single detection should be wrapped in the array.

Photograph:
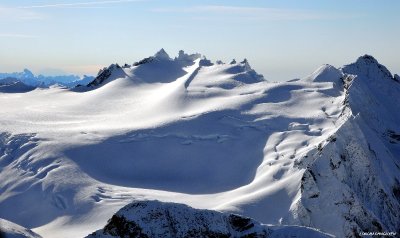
[{"x1": 0, "y1": 0, "x2": 399, "y2": 81}]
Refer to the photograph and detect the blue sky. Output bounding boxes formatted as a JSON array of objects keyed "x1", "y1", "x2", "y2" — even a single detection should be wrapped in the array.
[{"x1": 0, "y1": 0, "x2": 399, "y2": 80}]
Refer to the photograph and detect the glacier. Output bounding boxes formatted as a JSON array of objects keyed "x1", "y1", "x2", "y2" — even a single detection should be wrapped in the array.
[{"x1": 0, "y1": 50, "x2": 399, "y2": 238}]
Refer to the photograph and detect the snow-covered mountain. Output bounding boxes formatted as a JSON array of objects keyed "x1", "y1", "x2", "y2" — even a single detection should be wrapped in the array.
[
  {"x1": 0, "y1": 50, "x2": 399, "y2": 238},
  {"x1": 285, "y1": 56, "x2": 400, "y2": 237},
  {"x1": 0, "y1": 218, "x2": 42, "y2": 238},
  {"x1": 0, "y1": 78, "x2": 36, "y2": 93},
  {"x1": 0, "y1": 69, "x2": 94, "y2": 88},
  {"x1": 86, "y1": 200, "x2": 332, "y2": 238},
  {"x1": 80, "y1": 49, "x2": 264, "y2": 90}
]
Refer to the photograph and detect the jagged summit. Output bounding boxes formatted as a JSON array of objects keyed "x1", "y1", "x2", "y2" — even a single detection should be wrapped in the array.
[
  {"x1": 175, "y1": 50, "x2": 201, "y2": 64},
  {"x1": 153, "y1": 48, "x2": 171, "y2": 61},
  {"x1": 342, "y1": 54, "x2": 394, "y2": 82},
  {"x1": 300, "y1": 54, "x2": 398, "y2": 87},
  {"x1": 241, "y1": 58, "x2": 253, "y2": 71},
  {"x1": 132, "y1": 49, "x2": 201, "y2": 67},
  {"x1": 86, "y1": 63, "x2": 126, "y2": 88},
  {"x1": 355, "y1": 54, "x2": 379, "y2": 65},
  {"x1": 22, "y1": 69, "x2": 34, "y2": 78},
  {"x1": 83, "y1": 49, "x2": 266, "y2": 89}
]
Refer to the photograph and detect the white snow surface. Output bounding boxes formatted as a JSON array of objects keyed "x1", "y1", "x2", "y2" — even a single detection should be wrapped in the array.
[
  {"x1": 301, "y1": 64, "x2": 343, "y2": 85},
  {"x1": 0, "y1": 219, "x2": 42, "y2": 238},
  {"x1": 0, "y1": 51, "x2": 399, "y2": 238}
]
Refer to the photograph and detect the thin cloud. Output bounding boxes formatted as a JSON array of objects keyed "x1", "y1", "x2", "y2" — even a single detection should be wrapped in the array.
[
  {"x1": 18, "y1": 0, "x2": 145, "y2": 9},
  {"x1": 153, "y1": 6, "x2": 277, "y2": 14},
  {"x1": 0, "y1": 6, "x2": 43, "y2": 20},
  {"x1": 152, "y1": 5, "x2": 353, "y2": 21}
]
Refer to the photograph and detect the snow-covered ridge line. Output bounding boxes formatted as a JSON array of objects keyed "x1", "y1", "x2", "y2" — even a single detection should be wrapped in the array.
[
  {"x1": 287, "y1": 54, "x2": 400, "y2": 237},
  {"x1": 0, "y1": 218, "x2": 42, "y2": 238},
  {"x1": 86, "y1": 200, "x2": 333, "y2": 238},
  {"x1": 82, "y1": 49, "x2": 265, "y2": 89}
]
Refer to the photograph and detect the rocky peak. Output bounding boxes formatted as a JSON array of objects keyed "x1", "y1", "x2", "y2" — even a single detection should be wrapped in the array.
[
  {"x1": 87, "y1": 64, "x2": 122, "y2": 87},
  {"x1": 223, "y1": 58, "x2": 265, "y2": 83},
  {"x1": 199, "y1": 57, "x2": 213, "y2": 66},
  {"x1": 241, "y1": 58, "x2": 252, "y2": 71},
  {"x1": 22, "y1": 69, "x2": 35, "y2": 78},
  {"x1": 153, "y1": 48, "x2": 171, "y2": 61},
  {"x1": 175, "y1": 50, "x2": 202, "y2": 67},
  {"x1": 176, "y1": 50, "x2": 201, "y2": 62},
  {"x1": 356, "y1": 54, "x2": 379, "y2": 65},
  {"x1": 342, "y1": 54, "x2": 394, "y2": 81}
]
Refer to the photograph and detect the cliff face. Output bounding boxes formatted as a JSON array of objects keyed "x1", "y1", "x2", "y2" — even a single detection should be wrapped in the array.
[{"x1": 285, "y1": 55, "x2": 400, "y2": 237}]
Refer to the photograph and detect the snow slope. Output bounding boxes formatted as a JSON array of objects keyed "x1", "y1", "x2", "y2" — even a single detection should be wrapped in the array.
[
  {"x1": 286, "y1": 55, "x2": 400, "y2": 237},
  {"x1": 0, "y1": 219, "x2": 42, "y2": 238},
  {"x1": 0, "y1": 50, "x2": 398, "y2": 238}
]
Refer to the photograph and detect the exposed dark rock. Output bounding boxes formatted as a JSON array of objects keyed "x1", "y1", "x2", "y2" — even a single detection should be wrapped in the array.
[
  {"x1": 133, "y1": 57, "x2": 154, "y2": 66},
  {"x1": 229, "y1": 214, "x2": 254, "y2": 232},
  {"x1": 87, "y1": 64, "x2": 122, "y2": 87},
  {"x1": 102, "y1": 215, "x2": 148, "y2": 238}
]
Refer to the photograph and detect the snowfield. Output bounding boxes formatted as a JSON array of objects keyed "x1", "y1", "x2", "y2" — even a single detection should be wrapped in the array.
[{"x1": 0, "y1": 50, "x2": 399, "y2": 238}]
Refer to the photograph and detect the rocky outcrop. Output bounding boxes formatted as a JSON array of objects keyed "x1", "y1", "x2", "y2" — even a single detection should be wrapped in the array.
[
  {"x1": 87, "y1": 64, "x2": 125, "y2": 87},
  {"x1": 87, "y1": 200, "x2": 331, "y2": 238}
]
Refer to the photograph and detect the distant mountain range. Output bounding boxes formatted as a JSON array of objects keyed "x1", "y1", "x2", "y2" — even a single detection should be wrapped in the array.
[{"x1": 0, "y1": 69, "x2": 94, "y2": 88}]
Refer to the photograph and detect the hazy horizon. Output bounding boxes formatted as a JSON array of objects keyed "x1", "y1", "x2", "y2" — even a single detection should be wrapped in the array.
[{"x1": 1, "y1": 0, "x2": 399, "y2": 81}]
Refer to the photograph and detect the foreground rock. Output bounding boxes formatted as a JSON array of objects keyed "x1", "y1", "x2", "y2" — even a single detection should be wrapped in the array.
[{"x1": 86, "y1": 200, "x2": 332, "y2": 238}]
